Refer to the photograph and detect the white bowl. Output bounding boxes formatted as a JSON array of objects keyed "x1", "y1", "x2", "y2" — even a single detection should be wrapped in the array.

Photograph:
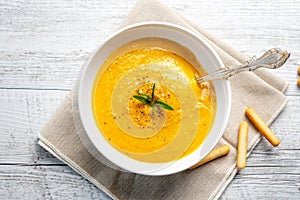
[{"x1": 77, "y1": 22, "x2": 231, "y2": 176}]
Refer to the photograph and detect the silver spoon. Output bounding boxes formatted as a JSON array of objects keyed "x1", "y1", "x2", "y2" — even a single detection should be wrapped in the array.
[{"x1": 196, "y1": 48, "x2": 290, "y2": 83}]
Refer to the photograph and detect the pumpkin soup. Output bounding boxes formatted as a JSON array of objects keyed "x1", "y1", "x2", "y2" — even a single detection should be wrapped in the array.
[{"x1": 92, "y1": 38, "x2": 216, "y2": 163}]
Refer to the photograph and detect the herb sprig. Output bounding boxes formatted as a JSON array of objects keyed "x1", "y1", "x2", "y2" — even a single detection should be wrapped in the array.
[{"x1": 133, "y1": 83, "x2": 174, "y2": 111}]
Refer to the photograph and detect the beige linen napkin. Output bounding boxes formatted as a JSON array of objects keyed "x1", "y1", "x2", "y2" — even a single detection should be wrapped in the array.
[{"x1": 38, "y1": 0, "x2": 288, "y2": 199}]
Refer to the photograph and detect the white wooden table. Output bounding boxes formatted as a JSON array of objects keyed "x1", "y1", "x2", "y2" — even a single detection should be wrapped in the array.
[{"x1": 1, "y1": 0, "x2": 299, "y2": 199}]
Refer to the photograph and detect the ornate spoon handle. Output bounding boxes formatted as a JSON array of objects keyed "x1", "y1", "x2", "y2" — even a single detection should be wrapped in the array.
[{"x1": 196, "y1": 48, "x2": 290, "y2": 83}]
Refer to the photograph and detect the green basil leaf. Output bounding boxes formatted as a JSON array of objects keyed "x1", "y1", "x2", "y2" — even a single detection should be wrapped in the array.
[
  {"x1": 151, "y1": 83, "x2": 156, "y2": 100},
  {"x1": 132, "y1": 83, "x2": 174, "y2": 112},
  {"x1": 155, "y1": 100, "x2": 174, "y2": 110},
  {"x1": 137, "y1": 90, "x2": 152, "y2": 101},
  {"x1": 133, "y1": 95, "x2": 151, "y2": 106}
]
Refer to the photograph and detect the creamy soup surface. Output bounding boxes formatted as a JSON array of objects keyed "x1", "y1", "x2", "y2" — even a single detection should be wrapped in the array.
[{"x1": 92, "y1": 38, "x2": 216, "y2": 163}]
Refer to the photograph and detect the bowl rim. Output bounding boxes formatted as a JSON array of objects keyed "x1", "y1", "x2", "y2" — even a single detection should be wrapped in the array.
[{"x1": 77, "y1": 21, "x2": 232, "y2": 176}]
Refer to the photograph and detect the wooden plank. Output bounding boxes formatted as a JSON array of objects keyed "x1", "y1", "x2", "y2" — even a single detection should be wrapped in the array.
[
  {"x1": 0, "y1": 89, "x2": 68, "y2": 164},
  {"x1": 0, "y1": 0, "x2": 299, "y2": 95},
  {"x1": 0, "y1": 50, "x2": 298, "y2": 95},
  {"x1": 0, "y1": 165, "x2": 110, "y2": 199},
  {"x1": 222, "y1": 170, "x2": 300, "y2": 199},
  {"x1": 0, "y1": 50, "x2": 86, "y2": 90},
  {"x1": 0, "y1": 162, "x2": 298, "y2": 199}
]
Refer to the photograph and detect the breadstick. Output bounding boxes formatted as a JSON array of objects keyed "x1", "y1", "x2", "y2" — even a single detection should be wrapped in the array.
[
  {"x1": 245, "y1": 107, "x2": 280, "y2": 147},
  {"x1": 298, "y1": 67, "x2": 300, "y2": 75},
  {"x1": 297, "y1": 79, "x2": 300, "y2": 86},
  {"x1": 237, "y1": 121, "x2": 248, "y2": 169},
  {"x1": 189, "y1": 145, "x2": 230, "y2": 170}
]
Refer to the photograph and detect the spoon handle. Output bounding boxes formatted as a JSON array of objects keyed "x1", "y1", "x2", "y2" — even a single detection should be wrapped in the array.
[{"x1": 196, "y1": 48, "x2": 290, "y2": 83}]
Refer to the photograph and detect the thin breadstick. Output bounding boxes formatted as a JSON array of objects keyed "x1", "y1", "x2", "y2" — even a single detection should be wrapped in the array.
[
  {"x1": 237, "y1": 121, "x2": 248, "y2": 169},
  {"x1": 297, "y1": 79, "x2": 300, "y2": 86},
  {"x1": 245, "y1": 107, "x2": 280, "y2": 147},
  {"x1": 298, "y1": 67, "x2": 300, "y2": 75},
  {"x1": 189, "y1": 145, "x2": 230, "y2": 170}
]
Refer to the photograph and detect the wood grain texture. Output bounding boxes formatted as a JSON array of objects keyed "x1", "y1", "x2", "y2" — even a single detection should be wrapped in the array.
[
  {"x1": 0, "y1": 89, "x2": 68, "y2": 165},
  {"x1": 0, "y1": 0, "x2": 299, "y2": 199},
  {"x1": 0, "y1": 165, "x2": 110, "y2": 199}
]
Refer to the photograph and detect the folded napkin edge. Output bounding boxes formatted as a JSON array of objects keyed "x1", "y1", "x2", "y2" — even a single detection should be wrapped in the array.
[{"x1": 37, "y1": 137, "x2": 119, "y2": 200}]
